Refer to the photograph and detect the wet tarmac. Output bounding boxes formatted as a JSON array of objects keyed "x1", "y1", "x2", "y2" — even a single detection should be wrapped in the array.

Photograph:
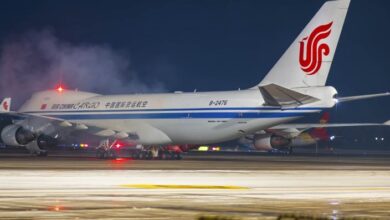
[{"x1": 0, "y1": 154, "x2": 390, "y2": 219}]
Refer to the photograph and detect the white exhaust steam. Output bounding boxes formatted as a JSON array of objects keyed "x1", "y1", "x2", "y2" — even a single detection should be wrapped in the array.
[{"x1": 0, "y1": 30, "x2": 165, "y2": 108}]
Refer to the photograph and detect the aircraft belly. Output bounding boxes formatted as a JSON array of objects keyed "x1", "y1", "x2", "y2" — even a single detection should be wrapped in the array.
[
  {"x1": 68, "y1": 119, "x2": 172, "y2": 145},
  {"x1": 148, "y1": 117, "x2": 299, "y2": 144},
  {"x1": 157, "y1": 117, "x2": 301, "y2": 144},
  {"x1": 68, "y1": 116, "x2": 302, "y2": 145}
]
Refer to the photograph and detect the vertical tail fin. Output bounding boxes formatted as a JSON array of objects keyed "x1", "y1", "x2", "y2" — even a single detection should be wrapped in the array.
[
  {"x1": 0, "y1": 98, "x2": 11, "y2": 112},
  {"x1": 258, "y1": 0, "x2": 350, "y2": 88}
]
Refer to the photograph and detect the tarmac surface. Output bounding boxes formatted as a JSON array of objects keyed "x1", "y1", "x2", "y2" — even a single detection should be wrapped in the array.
[{"x1": 1, "y1": 153, "x2": 390, "y2": 219}]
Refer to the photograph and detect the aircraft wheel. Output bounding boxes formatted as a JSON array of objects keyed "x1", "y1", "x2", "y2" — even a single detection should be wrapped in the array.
[
  {"x1": 96, "y1": 148, "x2": 106, "y2": 159},
  {"x1": 107, "y1": 149, "x2": 117, "y2": 159},
  {"x1": 138, "y1": 151, "x2": 145, "y2": 160},
  {"x1": 159, "y1": 151, "x2": 167, "y2": 160},
  {"x1": 37, "y1": 151, "x2": 48, "y2": 157},
  {"x1": 146, "y1": 151, "x2": 153, "y2": 160},
  {"x1": 169, "y1": 152, "x2": 175, "y2": 160},
  {"x1": 130, "y1": 152, "x2": 138, "y2": 159}
]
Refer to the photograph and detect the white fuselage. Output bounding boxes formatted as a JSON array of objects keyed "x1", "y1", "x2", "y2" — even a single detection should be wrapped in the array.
[{"x1": 18, "y1": 87, "x2": 337, "y2": 145}]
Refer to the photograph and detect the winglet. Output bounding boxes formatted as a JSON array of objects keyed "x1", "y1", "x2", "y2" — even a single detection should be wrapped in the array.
[
  {"x1": 0, "y1": 97, "x2": 11, "y2": 112},
  {"x1": 385, "y1": 120, "x2": 390, "y2": 126}
]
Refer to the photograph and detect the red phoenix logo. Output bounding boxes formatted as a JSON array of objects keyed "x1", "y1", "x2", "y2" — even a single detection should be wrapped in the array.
[
  {"x1": 2, "y1": 101, "x2": 8, "y2": 111},
  {"x1": 299, "y1": 22, "x2": 333, "y2": 75}
]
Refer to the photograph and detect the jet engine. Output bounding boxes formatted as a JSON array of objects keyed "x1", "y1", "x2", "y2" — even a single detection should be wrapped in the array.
[
  {"x1": 36, "y1": 134, "x2": 59, "y2": 150},
  {"x1": 0, "y1": 124, "x2": 35, "y2": 146},
  {"x1": 253, "y1": 134, "x2": 291, "y2": 151}
]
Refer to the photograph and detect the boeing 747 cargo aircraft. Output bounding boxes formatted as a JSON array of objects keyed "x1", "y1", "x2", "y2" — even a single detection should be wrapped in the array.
[{"x1": 0, "y1": 0, "x2": 389, "y2": 158}]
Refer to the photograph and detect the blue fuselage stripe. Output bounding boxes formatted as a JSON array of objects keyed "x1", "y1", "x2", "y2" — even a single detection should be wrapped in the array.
[
  {"x1": 39, "y1": 112, "x2": 314, "y2": 120},
  {"x1": 23, "y1": 107, "x2": 324, "y2": 114}
]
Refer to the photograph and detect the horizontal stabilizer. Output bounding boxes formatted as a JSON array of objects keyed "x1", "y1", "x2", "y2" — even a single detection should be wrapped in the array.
[
  {"x1": 336, "y1": 92, "x2": 390, "y2": 103},
  {"x1": 259, "y1": 84, "x2": 319, "y2": 108}
]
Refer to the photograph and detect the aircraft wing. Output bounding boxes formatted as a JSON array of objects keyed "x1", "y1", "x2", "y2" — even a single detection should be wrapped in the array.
[
  {"x1": 0, "y1": 111, "x2": 135, "y2": 140},
  {"x1": 0, "y1": 108, "x2": 173, "y2": 149},
  {"x1": 0, "y1": 111, "x2": 85, "y2": 134},
  {"x1": 335, "y1": 92, "x2": 390, "y2": 103},
  {"x1": 265, "y1": 121, "x2": 389, "y2": 138},
  {"x1": 271, "y1": 122, "x2": 389, "y2": 130}
]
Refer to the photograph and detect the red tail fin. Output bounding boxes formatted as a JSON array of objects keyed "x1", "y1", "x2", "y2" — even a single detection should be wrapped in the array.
[{"x1": 0, "y1": 98, "x2": 11, "y2": 112}]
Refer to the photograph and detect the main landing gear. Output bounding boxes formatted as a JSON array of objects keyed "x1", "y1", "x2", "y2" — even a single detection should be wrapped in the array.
[
  {"x1": 95, "y1": 140, "x2": 182, "y2": 160},
  {"x1": 96, "y1": 139, "x2": 118, "y2": 159},
  {"x1": 130, "y1": 149, "x2": 182, "y2": 160},
  {"x1": 25, "y1": 139, "x2": 49, "y2": 157},
  {"x1": 288, "y1": 146, "x2": 293, "y2": 155}
]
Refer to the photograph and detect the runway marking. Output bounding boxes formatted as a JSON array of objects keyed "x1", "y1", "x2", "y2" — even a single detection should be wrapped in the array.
[
  {"x1": 252, "y1": 187, "x2": 390, "y2": 192},
  {"x1": 120, "y1": 184, "x2": 249, "y2": 190}
]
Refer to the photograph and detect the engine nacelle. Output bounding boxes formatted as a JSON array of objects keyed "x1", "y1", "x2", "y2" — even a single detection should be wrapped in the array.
[
  {"x1": 253, "y1": 134, "x2": 291, "y2": 151},
  {"x1": 1, "y1": 124, "x2": 35, "y2": 146},
  {"x1": 36, "y1": 134, "x2": 59, "y2": 150}
]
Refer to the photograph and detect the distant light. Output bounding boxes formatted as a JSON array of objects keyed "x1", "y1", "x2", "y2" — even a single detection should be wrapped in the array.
[
  {"x1": 330, "y1": 135, "x2": 336, "y2": 141},
  {"x1": 211, "y1": 146, "x2": 221, "y2": 151},
  {"x1": 333, "y1": 98, "x2": 339, "y2": 104},
  {"x1": 375, "y1": 137, "x2": 379, "y2": 141},
  {"x1": 48, "y1": 205, "x2": 64, "y2": 212},
  {"x1": 198, "y1": 146, "x2": 209, "y2": 151},
  {"x1": 110, "y1": 157, "x2": 131, "y2": 165},
  {"x1": 115, "y1": 143, "x2": 121, "y2": 149},
  {"x1": 381, "y1": 137, "x2": 385, "y2": 141},
  {"x1": 56, "y1": 86, "x2": 64, "y2": 92},
  {"x1": 79, "y1": 143, "x2": 89, "y2": 148}
]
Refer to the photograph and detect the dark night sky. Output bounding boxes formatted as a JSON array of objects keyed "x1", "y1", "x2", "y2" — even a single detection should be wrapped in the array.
[{"x1": 0, "y1": 0, "x2": 389, "y2": 123}]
